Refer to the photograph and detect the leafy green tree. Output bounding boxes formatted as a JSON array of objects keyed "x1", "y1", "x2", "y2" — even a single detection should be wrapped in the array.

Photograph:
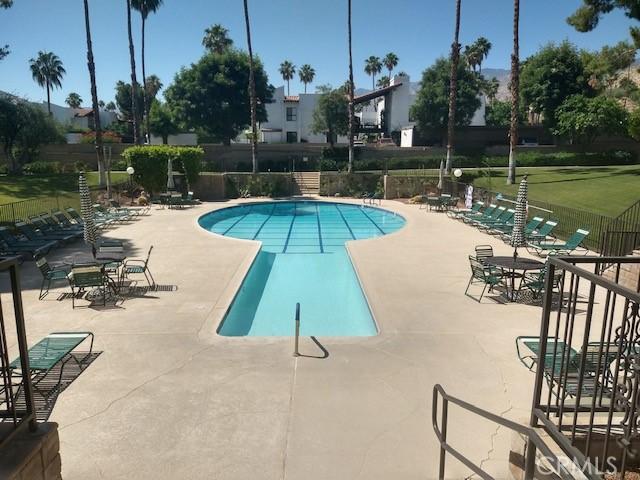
[
  {"x1": 0, "y1": 1, "x2": 12, "y2": 7},
  {"x1": 485, "y1": 100, "x2": 511, "y2": 127},
  {"x1": 115, "y1": 80, "x2": 144, "y2": 129},
  {"x1": 164, "y1": 50, "x2": 272, "y2": 146},
  {"x1": 298, "y1": 64, "x2": 315, "y2": 93},
  {"x1": 148, "y1": 100, "x2": 178, "y2": 144},
  {"x1": 66, "y1": 92, "x2": 83, "y2": 108},
  {"x1": 131, "y1": 0, "x2": 163, "y2": 141},
  {"x1": 311, "y1": 85, "x2": 349, "y2": 147},
  {"x1": 628, "y1": 107, "x2": 640, "y2": 141},
  {"x1": 568, "y1": 0, "x2": 640, "y2": 46},
  {"x1": 520, "y1": 41, "x2": 589, "y2": 127},
  {"x1": 410, "y1": 57, "x2": 482, "y2": 133},
  {"x1": 364, "y1": 56, "x2": 382, "y2": 90},
  {"x1": 383, "y1": 52, "x2": 399, "y2": 77},
  {"x1": 582, "y1": 41, "x2": 637, "y2": 92},
  {"x1": 279, "y1": 60, "x2": 296, "y2": 95},
  {"x1": 202, "y1": 24, "x2": 233, "y2": 53},
  {"x1": 0, "y1": 97, "x2": 64, "y2": 172},
  {"x1": 29, "y1": 51, "x2": 66, "y2": 114},
  {"x1": 553, "y1": 94, "x2": 628, "y2": 143},
  {"x1": 482, "y1": 76, "x2": 500, "y2": 104}
]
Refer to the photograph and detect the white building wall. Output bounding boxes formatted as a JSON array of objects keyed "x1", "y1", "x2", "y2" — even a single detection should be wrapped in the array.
[
  {"x1": 469, "y1": 95, "x2": 486, "y2": 126},
  {"x1": 149, "y1": 133, "x2": 198, "y2": 145}
]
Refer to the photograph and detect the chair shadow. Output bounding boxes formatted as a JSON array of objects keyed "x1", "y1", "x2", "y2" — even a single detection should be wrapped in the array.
[
  {"x1": 11, "y1": 351, "x2": 102, "y2": 422},
  {"x1": 297, "y1": 336, "x2": 329, "y2": 359}
]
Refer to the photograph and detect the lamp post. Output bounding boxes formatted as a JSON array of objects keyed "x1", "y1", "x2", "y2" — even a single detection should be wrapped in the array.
[{"x1": 126, "y1": 166, "x2": 135, "y2": 205}]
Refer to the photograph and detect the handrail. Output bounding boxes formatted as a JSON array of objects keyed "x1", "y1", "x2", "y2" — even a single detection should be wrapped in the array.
[
  {"x1": 293, "y1": 302, "x2": 300, "y2": 357},
  {"x1": 432, "y1": 384, "x2": 599, "y2": 480}
]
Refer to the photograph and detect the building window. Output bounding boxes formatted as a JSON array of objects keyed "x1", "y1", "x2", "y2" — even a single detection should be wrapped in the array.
[
  {"x1": 286, "y1": 107, "x2": 297, "y2": 122},
  {"x1": 286, "y1": 131, "x2": 298, "y2": 143}
]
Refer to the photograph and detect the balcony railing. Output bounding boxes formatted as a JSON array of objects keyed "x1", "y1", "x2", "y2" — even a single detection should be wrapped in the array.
[{"x1": 530, "y1": 255, "x2": 640, "y2": 478}]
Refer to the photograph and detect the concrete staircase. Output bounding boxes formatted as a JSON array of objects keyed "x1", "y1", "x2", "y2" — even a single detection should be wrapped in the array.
[{"x1": 292, "y1": 172, "x2": 320, "y2": 196}]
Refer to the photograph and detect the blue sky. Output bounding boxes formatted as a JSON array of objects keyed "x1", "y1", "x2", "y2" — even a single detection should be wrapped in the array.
[{"x1": 0, "y1": 0, "x2": 636, "y2": 107}]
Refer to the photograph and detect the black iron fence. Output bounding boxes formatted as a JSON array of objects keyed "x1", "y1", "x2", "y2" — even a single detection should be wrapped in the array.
[{"x1": 530, "y1": 256, "x2": 640, "y2": 478}]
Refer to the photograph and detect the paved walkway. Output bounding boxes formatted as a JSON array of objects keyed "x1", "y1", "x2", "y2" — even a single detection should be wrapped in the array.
[{"x1": 6, "y1": 199, "x2": 550, "y2": 479}]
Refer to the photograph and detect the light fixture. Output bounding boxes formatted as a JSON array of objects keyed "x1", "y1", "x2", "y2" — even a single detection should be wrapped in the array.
[
  {"x1": 453, "y1": 168, "x2": 463, "y2": 178},
  {"x1": 126, "y1": 166, "x2": 135, "y2": 175}
]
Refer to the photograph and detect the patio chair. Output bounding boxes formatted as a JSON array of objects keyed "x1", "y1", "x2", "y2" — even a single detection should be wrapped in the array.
[
  {"x1": 30, "y1": 214, "x2": 82, "y2": 239},
  {"x1": 462, "y1": 204, "x2": 497, "y2": 223},
  {"x1": 448, "y1": 201, "x2": 483, "y2": 219},
  {"x1": 467, "y1": 205, "x2": 505, "y2": 226},
  {"x1": 516, "y1": 336, "x2": 622, "y2": 399},
  {"x1": 65, "y1": 207, "x2": 112, "y2": 229},
  {"x1": 361, "y1": 192, "x2": 382, "y2": 205},
  {"x1": 122, "y1": 246, "x2": 155, "y2": 287},
  {"x1": 464, "y1": 255, "x2": 504, "y2": 302},
  {"x1": 498, "y1": 216, "x2": 544, "y2": 241},
  {"x1": 69, "y1": 264, "x2": 116, "y2": 308},
  {"x1": 9, "y1": 332, "x2": 94, "y2": 403},
  {"x1": 525, "y1": 220, "x2": 558, "y2": 244},
  {"x1": 109, "y1": 199, "x2": 149, "y2": 216},
  {"x1": 0, "y1": 226, "x2": 57, "y2": 257},
  {"x1": 93, "y1": 204, "x2": 131, "y2": 222},
  {"x1": 520, "y1": 264, "x2": 564, "y2": 299},
  {"x1": 35, "y1": 256, "x2": 71, "y2": 300},
  {"x1": 472, "y1": 206, "x2": 509, "y2": 227},
  {"x1": 478, "y1": 209, "x2": 516, "y2": 232},
  {"x1": 37, "y1": 212, "x2": 83, "y2": 234},
  {"x1": 16, "y1": 221, "x2": 73, "y2": 245},
  {"x1": 527, "y1": 228, "x2": 590, "y2": 257},
  {"x1": 474, "y1": 245, "x2": 494, "y2": 263}
]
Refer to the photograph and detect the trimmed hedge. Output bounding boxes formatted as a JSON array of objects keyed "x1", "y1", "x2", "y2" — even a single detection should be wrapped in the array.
[{"x1": 122, "y1": 145, "x2": 204, "y2": 193}]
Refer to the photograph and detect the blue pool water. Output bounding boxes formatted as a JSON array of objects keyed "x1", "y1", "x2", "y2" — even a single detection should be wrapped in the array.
[{"x1": 198, "y1": 201, "x2": 405, "y2": 336}]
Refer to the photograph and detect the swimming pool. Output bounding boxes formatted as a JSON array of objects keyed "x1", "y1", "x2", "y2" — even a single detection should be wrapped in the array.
[{"x1": 198, "y1": 201, "x2": 405, "y2": 336}]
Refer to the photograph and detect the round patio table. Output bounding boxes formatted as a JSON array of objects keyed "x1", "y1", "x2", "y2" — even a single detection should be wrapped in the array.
[{"x1": 487, "y1": 256, "x2": 544, "y2": 302}]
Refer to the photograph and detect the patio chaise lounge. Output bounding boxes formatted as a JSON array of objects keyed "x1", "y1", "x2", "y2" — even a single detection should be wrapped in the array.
[
  {"x1": 527, "y1": 228, "x2": 590, "y2": 257},
  {"x1": 470, "y1": 206, "x2": 508, "y2": 227},
  {"x1": 516, "y1": 336, "x2": 621, "y2": 399},
  {"x1": 65, "y1": 207, "x2": 112, "y2": 229},
  {"x1": 448, "y1": 201, "x2": 483, "y2": 219},
  {"x1": 9, "y1": 332, "x2": 94, "y2": 403},
  {"x1": 496, "y1": 216, "x2": 544, "y2": 240},
  {"x1": 16, "y1": 221, "x2": 75, "y2": 245},
  {"x1": 462, "y1": 204, "x2": 498, "y2": 223},
  {"x1": 525, "y1": 220, "x2": 558, "y2": 244},
  {"x1": 29, "y1": 215, "x2": 83, "y2": 240},
  {"x1": 477, "y1": 208, "x2": 515, "y2": 231},
  {"x1": 0, "y1": 227, "x2": 57, "y2": 257},
  {"x1": 37, "y1": 212, "x2": 83, "y2": 234}
]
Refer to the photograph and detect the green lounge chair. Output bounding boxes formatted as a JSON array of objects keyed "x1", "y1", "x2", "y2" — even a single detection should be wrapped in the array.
[
  {"x1": 471, "y1": 206, "x2": 507, "y2": 226},
  {"x1": 527, "y1": 228, "x2": 590, "y2": 257},
  {"x1": 16, "y1": 221, "x2": 73, "y2": 245},
  {"x1": 448, "y1": 201, "x2": 483, "y2": 219},
  {"x1": 465, "y1": 255, "x2": 504, "y2": 302},
  {"x1": 37, "y1": 212, "x2": 83, "y2": 234},
  {"x1": 526, "y1": 220, "x2": 558, "y2": 244},
  {"x1": 10, "y1": 332, "x2": 94, "y2": 402},
  {"x1": 516, "y1": 336, "x2": 622, "y2": 399},
  {"x1": 520, "y1": 264, "x2": 564, "y2": 299},
  {"x1": 462, "y1": 204, "x2": 497, "y2": 224},
  {"x1": 477, "y1": 208, "x2": 515, "y2": 231},
  {"x1": 65, "y1": 207, "x2": 112, "y2": 229},
  {"x1": 0, "y1": 226, "x2": 57, "y2": 257},
  {"x1": 497, "y1": 216, "x2": 544, "y2": 240},
  {"x1": 35, "y1": 256, "x2": 71, "y2": 299},
  {"x1": 29, "y1": 215, "x2": 82, "y2": 240},
  {"x1": 93, "y1": 204, "x2": 131, "y2": 222}
]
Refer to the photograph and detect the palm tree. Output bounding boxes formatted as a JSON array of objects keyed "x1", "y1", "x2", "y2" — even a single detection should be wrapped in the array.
[
  {"x1": 507, "y1": 0, "x2": 519, "y2": 185},
  {"x1": 299, "y1": 64, "x2": 315, "y2": 93},
  {"x1": 463, "y1": 44, "x2": 481, "y2": 72},
  {"x1": 243, "y1": 0, "x2": 258, "y2": 173},
  {"x1": 145, "y1": 74, "x2": 163, "y2": 101},
  {"x1": 376, "y1": 76, "x2": 390, "y2": 88},
  {"x1": 483, "y1": 77, "x2": 500, "y2": 105},
  {"x1": 383, "y1": 52, "x2": 398, "y2": 78},
  {"x1": 202, "y1": 24, "x2": 233, "y2": 53},
  {"x1": 279, "y1": 60, "x2": 296, "y2": 96},
  {"x1": 66, "y1": 92, "x2": 82, "y2": 108},
  {"x1": 29, "y1": 51, "x2": 66, "y2": 115},
  {"x1": 105, "y1": 101, "x2": 117, "y2": 112},
  {"x1": 98, "y1": 100, "x2": 105, "y2": 108},
  {"x1": 364, "y1": 56, "x2": 382, "y2": 90},
  {"x1": 445, "y1": 0, "x2": 462, "y2": 174},
  {"x1": 125, "y1": 0, "x2": 141, "y2": 144},
  {"x1": 82, "y1": 0, "x2": 106, "y2": 186},
  {"x1": 131, "y1": 0, "x2": 163, "y2": 143},
  {"x1": 474, "y1": 36, "x2": 492, "y2": 73},
  {"x1": 347, "y1": 0, "x2": 355, "y2": 174}
]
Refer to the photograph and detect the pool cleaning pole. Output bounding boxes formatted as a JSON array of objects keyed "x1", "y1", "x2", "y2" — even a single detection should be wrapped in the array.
[{"x1": 294, "y1": 303, "x2": 300, "y2": 357}]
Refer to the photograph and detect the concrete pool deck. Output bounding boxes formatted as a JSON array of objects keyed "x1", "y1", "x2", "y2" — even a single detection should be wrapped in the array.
[{"x1": 5, "y1": 198, "x2": 552, "y2": 479}]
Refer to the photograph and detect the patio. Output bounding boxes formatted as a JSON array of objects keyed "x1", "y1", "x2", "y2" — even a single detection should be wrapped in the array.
[{"x1": 3, "y1": 198, "x2": 554, "y2": 479}]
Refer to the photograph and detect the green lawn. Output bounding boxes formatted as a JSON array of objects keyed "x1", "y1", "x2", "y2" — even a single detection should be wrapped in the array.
[
  {"x1": 471, "y1": 165, "x2": 640, "y2": 217},
  {"x1": 0, "y1": 172, "x2": 128, "y2": 205}
]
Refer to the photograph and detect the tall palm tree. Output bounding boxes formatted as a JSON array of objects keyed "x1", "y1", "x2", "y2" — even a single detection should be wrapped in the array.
[
  {"x1": 82, "y1": 0, "x2": 105, "y2": 186},
  {"x1": 131, "y1": 0, "x2": 163, "y2": 143},
  {"x1": 507, "y1": 0, "x2": 519, "y2": 185},
  {"x1": 144, "y1": 74, "x2": 163, "y2": 102},
  {"x1": 202, "y1": 24, "x2": 233, "y2": 53},
  {"x1": 445, "y1": 0, "x2": 462, "y2": 174},
  {"x1": 474, "y1": 36, "x2": 492, "y2": 73},
  {"x1": 29, "y1": 51, "x2": 66, "y2": 115},
  {"x1": 376, "y1": 76, "x2": 390, "y2": 88},
  {"x1": 463, "y1": 44, "x2": 481, "y2": 72},
  {"x1": 66, "y1": 92, "x2": 82, "y2": 108},
  {"x1": 125, "y1": 0, "x2": 141, "y2": 144},
  {"x1": 298, "y1": 64, "x2": 315, "y2": 93},
  {"x1": 383, "y1": 52, "x2": 398, "y2": 78},
  {"x1": 243, "y1": 0, "x2": 258, "y2": 173},
  {"x1": 279, "y1": 60, "x2": 296, "y2": 96},
  {"x1": 364, "y1": 56, "x2": 382, "y2": 90},
  {"x1": 347, "y1": 0, "x2": 355, "y2": 174}
]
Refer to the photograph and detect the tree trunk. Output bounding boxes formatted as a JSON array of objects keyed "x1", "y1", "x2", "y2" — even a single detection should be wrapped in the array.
[
  {"x1": 83, "y1": 0, "x2": 105, "y2": 186},
  {"x1": 507, "y1": 0, "x2": 519, "y2": 185},
  {"x1": 445, "y1": 0, "x2": 462, "y2": 174},
  {"x1": 46, "y1": 82, "x2": 51, "y2": 115},
  {"x1": 347, "y1": 0, "x2": 355, "y2": 173},
  {"x1": 162, "y1": 135, "x2": 168, "y2": 144},
  {"x1": 243, "y1": 0, "x2": 259, "y2": 173},
  {"x1": 126, "y1": 0, "x2": 140, "y2": 145},
  {"x1": 141, "y1": 15, "x2": 150, "y2": 143}
]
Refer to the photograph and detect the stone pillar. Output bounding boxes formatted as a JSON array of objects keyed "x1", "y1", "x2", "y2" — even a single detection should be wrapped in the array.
[{"x1": 0, "y1": 422, "x2": 62, "y2": 480}]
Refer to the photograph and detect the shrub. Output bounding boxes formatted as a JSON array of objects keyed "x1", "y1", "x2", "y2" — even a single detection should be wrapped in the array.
[
  {"x1": 80, "y1": 131, "x2": 121, "y2": 144},
  {"x1": 122, "y1": 145, "x2": 204, "y2": 193},
  {"x1": 225, "y1": 173, "x2": 290, "y2": 198},
  {"x1": 23, "y1": 161, "x2": 60, "y2": 175}
]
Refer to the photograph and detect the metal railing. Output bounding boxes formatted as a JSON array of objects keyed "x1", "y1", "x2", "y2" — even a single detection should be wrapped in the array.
[
  {"x1": 0, "y1": 256, "x2": 37, "y2": 447},
  {"x1": 530, "y1": 256, "x2": 640, "y2": 479},
  {"x1": 432, "y1": 384, "x2": 590, "y2": 480},
  {"x1": 600, "y1": 230, "x2": 640, "y2": 259}
]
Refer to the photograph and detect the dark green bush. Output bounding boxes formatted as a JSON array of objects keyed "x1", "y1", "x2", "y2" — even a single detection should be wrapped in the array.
[
  {"x1": 122, "y1": 145, "x2": 204, "y2": 193},
  {"x1": 225, "y1": 173, "x2": 291, "y2": 198},
  {"x1": 23, "y1": 161, "x2": 60, "y2": 175}
]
